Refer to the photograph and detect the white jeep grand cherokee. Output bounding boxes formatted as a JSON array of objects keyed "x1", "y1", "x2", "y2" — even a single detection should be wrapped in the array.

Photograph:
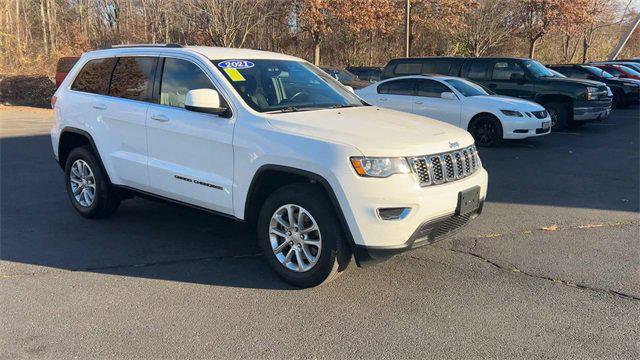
[{"x1": 51, "y1": 45, "x2": 488, "y2": 287}]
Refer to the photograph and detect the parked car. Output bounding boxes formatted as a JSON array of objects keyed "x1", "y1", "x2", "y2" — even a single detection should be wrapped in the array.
[
  {"x1": 55, "y1": 56, "x2": 80, "y2": 87},
  {"x1": 51, "y1": 44, "x2": 487, "y2": 287},
  {"x1": 356, "y1": 75, "x2": 551, "y2": 147},
  {"x1": 592, "y1": 64, "x2": 640, "y2": 81},
  {"x1": 320, "y1": 66, "x2": 370, "y2": 89},
  {"x1": 346, "y1": 66, "x2": 383, "y2": 82},
  {"x1": 547, "y1": 64, "x2": 640, "y2": 108},
  {"x1": 382, "y1": 57, "x2": 612, "y2": 130},
  {"x1": 592, "y1": 61, "x2": 640, "y2": 73}
]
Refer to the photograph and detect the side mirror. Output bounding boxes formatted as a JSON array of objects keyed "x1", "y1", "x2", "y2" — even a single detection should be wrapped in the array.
[
  {"x1": 185, "y1": 89, "x2": 227, "y2": 115},
  {"x1": 345, "y1": 85, "x2": 355, "y2": 93},
  {"x1": 441, "y1": 92, "x2": 457, "y2": 100}
]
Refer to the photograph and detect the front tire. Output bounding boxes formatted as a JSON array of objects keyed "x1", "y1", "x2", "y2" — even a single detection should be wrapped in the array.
[
  {"x1": 469, "y1": 114, "x2": 503, "y2": 147},
  {"x1": 257, "y1": 183, "x2": 350, "y2": 288},
  {"x1": 65, "y1": 146, "x2": 120, "y2": 218},
  {"x1": 544, "y1": 102, "x2": 569, "y2": 131}
]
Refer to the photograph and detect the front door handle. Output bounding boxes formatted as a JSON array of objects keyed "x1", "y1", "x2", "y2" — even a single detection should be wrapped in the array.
[
  {"x1": 414, "y1": 101, "x2": 423, "y2": 104},
  {"x1": 150, "y1": 114, "x2": 169, "y2": 122},
  {"x1": 488, "y1": 83, "x2": 497, "y2": 89},
  {"x1": 379, "y1": 98, "x2": 387, "y2": 101},
  {"x1": 92, "y1": 103, "x2": 107, "y2": 110}
]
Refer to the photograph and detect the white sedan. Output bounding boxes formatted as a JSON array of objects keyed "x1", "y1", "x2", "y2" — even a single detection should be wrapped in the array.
[{"x1": 356, "y1": 75, "x2": 551, "y2": 146}]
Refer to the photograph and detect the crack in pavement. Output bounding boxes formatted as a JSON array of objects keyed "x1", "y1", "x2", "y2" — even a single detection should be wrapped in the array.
[
  {"x1": 0, "y1": 253, "x2": 263, "y2": 279},
  {"x1": 437, "y1": 245, "x2": 640, "y2": 302}
]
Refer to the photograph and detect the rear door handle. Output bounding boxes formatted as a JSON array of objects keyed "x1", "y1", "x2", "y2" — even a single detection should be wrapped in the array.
[
  {"x1": 414, "y1": 101, "x2": 423, "y2": 104},
  {"x1": 379, "y1": 98, "x2": 387, "y2": 101},
  {"x1": 150, "y1": 114, "x2": 169, "y2": 122},
  {"x1": 92, "y1": 103, "x2": 107, "y2": 110}
]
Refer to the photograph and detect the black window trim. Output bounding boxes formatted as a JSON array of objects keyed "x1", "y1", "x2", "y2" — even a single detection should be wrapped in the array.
[{"x1": 66, "y1": 53, "x2": 235, "y2": 118}]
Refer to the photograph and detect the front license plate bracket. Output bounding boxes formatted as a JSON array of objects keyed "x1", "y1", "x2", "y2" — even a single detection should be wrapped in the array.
[{"x1": 457, "y1": 186, "x2": 480, "y2": 215}]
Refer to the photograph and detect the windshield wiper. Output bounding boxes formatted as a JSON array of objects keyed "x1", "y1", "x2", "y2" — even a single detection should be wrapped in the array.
[
  {"x1": 329, "y1": 104, "x2": 357, "y2": 109},
  {"x1": 270, "y1": 106, "x2": 299, "y2": 113}
]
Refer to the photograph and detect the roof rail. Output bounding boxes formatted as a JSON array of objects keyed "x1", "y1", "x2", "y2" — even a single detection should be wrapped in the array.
[{"x1": 100, "y1": 43, "x2": 184, "y2": 50}]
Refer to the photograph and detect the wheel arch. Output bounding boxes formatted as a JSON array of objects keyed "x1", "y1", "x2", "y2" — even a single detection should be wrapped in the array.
[
  {"x1": 58, "y1": 127, "x2": 111, "y2": 184},
  {"x1": 467, "y1": 112, "x2": 502, "y2": 132},
  {"x1": 244, "y1": 165, "x2": 359, "y2": 262},
  {"x1": 535, "y1": 94, "x2": 573, "y2": 108}
]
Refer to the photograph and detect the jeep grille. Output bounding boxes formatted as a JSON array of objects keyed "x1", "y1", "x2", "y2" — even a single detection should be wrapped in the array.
[{"x1": 408, "y1": 145, "x2": 481, "y2": 187}]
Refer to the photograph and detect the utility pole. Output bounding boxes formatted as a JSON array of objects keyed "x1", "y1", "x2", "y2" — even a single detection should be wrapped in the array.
[
  {"x1": 404, "y1": 0, "x2": 411, "y2": 58},
  {"x1": 608, "y1": 12, "x2": 640, "y2": 60}
]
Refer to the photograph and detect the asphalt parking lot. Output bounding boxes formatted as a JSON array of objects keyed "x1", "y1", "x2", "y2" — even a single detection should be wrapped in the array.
[{"x1": 1, "y1": 105, "x2": 639, "y2": 359}]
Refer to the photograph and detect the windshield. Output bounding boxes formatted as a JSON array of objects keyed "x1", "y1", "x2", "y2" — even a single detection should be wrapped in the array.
[
  {"x1": 523, "y1": 60, "x2": 555, "y2": 78},
  {"x1": 444, "y1": 78, "x2": 489, "y2": 96},
  {"x1": 584, "y1": 66, "x2": 614, "y2": 78},
  {"x1": 214, "y1": 59, "x2": 363, "y2": 112}
]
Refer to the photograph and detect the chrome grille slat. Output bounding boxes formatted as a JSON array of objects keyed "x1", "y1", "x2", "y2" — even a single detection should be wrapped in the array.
[{"x1": 409, "y1": 145, "x2": 481, "y2": 187}]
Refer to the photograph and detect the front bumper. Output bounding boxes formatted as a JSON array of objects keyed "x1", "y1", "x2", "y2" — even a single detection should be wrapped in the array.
[
  {"x1": 501, "y1": 115, "x2": 552, "y2": 139},
  {"x1": 334, "y1": 166, "x2": 488, "y2": 266},
  {"x1": 353, "y1": 201, "x2": 484, "y2": 265},
  {"x1": 573, "y1": 99, "x2": 612, "y2": 121}
]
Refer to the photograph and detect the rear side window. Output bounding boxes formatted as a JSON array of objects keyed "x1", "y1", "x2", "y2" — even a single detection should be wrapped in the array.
[
  {"x1": 71, "y1": 58, "x2": 117, "y2": 95},
  {"x1": 416, "y1": 79, "x2": 450, "y2": 98},
  {"x1": 394, "y1": 62, "x2": 422, "y2": 75},
  {"x1": 378, "y1": 79, "x2": 416, "y2": 95},
  {"x1": 422, "y1": 62, "x2": 451, "y2": 75},
  {"x1": 160, "y1": 58, "x2": 224, "y2": 108},
  {"x1": 109, "y1": 57, "x2": 157, "y2": 102},
  {"x1": 465, "y1": 60, "x2": 491, "y2": 80}
]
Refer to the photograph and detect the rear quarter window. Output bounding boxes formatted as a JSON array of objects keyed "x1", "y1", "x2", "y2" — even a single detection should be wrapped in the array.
[
  {"x1": 70, "y1": 58, "x2": 117, "y2": 95},
  {"x1": 394, "y1": 62, "x2": 422, "y2": 75}
]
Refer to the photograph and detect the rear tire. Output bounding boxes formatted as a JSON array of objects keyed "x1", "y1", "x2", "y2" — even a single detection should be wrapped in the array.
[
  {"x1": 469, "y1": 114, "x2": 503, "y2": 147},
  {"x1": 64, "y1": 146, "x2": 121, "y2": 218},
  {"x1": 544, "y1": 102, "x2": 569, "y2": 131},
  {"x1": 257, "y1": 183, "x2": 350, "y2": 288}
]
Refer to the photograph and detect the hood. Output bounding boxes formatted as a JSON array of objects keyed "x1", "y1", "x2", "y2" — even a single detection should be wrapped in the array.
[
  {"x1": 470, "y1": 95, "x2": 545, "y2": 110},
  {"x1": 541, "y1": 76, "x2": 605, "y2": 87},
  {"x1": 264, "y1": 106, "x2": 474, "y2": 157}
]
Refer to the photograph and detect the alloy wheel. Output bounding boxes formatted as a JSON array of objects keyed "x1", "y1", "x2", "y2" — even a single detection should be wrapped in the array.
[
  {"x1": 269, "y1": 204, "x2": 322, "y2": 272},
  {"x1": 70, "y1": 159, "x2": 96, "y2": 207}
]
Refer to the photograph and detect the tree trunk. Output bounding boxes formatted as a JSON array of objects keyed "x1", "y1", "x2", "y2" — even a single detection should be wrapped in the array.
[
  {"x1": 528, "y1": 38, "x2": 538, "y2": 59},
  {"x1": 582, "y1": 35, "x2": 589, "y2": 64},
  {"x1": 39, "y1": 0, "x2": 48, "y2": 56},
  {"x1": 313, "y1": 36, "x2": 321, "y2": 66},
  {"x1": 368, "y1": 31, "x2": 373, "y2": 66}
]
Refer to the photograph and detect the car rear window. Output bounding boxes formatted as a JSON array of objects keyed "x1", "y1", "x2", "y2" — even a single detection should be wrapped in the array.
[
  {"x1": 394, "y1": 62, "x2": 422, "y2": 75},
  {"x1": 109, "y1": 57, "x2": 157, "y2": 102},
  {"x1": 70, "y1": 58, "x2": 117, "y2": 95}
]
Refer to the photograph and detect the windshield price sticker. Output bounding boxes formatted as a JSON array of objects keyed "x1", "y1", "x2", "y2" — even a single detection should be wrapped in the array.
[{"x1": 218, "y1": 60, "x2": 254, "y2": 69}]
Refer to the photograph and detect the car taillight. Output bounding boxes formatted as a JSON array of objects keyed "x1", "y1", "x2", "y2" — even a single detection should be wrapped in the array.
[{"x1": 51, "y1": 95, "x2": 57, "y2": 109}]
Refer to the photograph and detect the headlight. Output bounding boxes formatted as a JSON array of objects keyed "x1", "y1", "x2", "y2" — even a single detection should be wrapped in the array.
[
  {"x1": 350, "y1": 157, "x2": 411, "y2": 178},
  {"x1": 586, "y1": 87, "x2": 600, "y2": 100},
  {"x1": 500, "y1": 110, "x2": 523, "y2": 117}
]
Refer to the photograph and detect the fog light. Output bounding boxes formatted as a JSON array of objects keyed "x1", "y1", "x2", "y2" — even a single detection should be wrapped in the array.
[{"x1": 377, "y1": 207, "x2": 411, "y2": 220}]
